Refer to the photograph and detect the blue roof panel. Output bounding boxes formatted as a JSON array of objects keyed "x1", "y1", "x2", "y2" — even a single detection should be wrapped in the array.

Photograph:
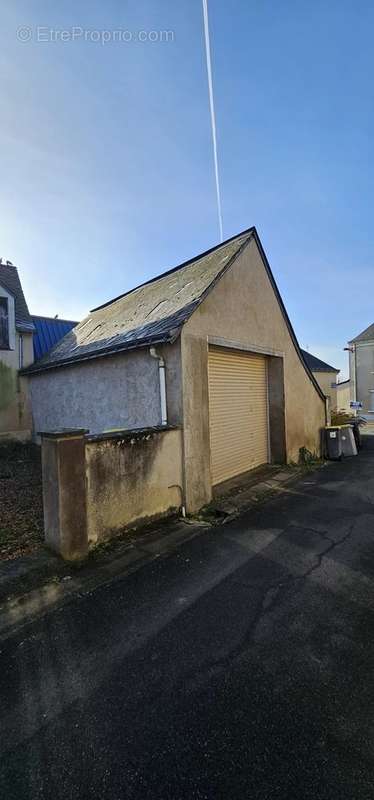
[{"x1": 32, "y1": 316, "x2": 77, "y2": 361}]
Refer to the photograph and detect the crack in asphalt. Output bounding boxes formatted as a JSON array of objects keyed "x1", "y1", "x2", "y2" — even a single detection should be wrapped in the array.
[
  {"x1": 299, "y1": 523, "x2": 356, "y2": 578},
  {"x1": 157, "y1": 521, "x2": 357, "y2": 698}
]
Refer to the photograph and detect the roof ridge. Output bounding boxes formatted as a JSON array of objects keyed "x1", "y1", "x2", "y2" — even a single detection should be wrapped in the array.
[
  {"x1": 349, "y1": 322, "x2": 374, "y2": 343},
  {"x1": 31, "y1": 314, "x2": 78, "y2": 324},
  {"x1": 91, "y1": 226, "x2": 255, "y2": 313},
  {"x1": 301, "y1": 348, "x2": 339, "y2": 373}
]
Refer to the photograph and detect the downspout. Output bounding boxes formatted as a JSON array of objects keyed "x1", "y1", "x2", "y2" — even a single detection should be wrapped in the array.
[
  {"x1": 149, "y1": 347, "x2": 167, "y2": 426},
  {"x1": 344, "y1": 344, "x2": 356, "y2": 415},
  {"x1": 325, "y1": 395, "x2": 330, "y2": 426},
  {"x1": 149, "y1": 346, "x2": 186, "y2": 517}
]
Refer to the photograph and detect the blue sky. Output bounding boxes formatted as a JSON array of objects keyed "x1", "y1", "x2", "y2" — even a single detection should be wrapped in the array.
[{"x1": 1, "y1": 1, "x2": 374, "y2": 378}]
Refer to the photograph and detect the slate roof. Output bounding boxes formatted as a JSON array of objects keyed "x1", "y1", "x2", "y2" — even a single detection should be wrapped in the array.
[
  {"x1": 32, "y1": 316, "x2": 77, "y2": 361},
  {"x1": 0, "y1": 262, "x2": 34, "y2": 332},
  {"x1": 301, "y1": 349, "x2": 339, "y2": 373},
  {"x1": 349, "y1": 323, "x2": 374, "y2": 344},
  {"x1": 22, "y1": 227, "x2": 325, "y2": 402},
  {"x1": 24, "y1": 229, "x2": 252, "y2": 373}
]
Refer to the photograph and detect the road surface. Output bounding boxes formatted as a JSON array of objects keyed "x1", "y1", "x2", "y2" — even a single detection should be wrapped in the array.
[{"x1": 1, "y1": 440, "x2": 374, "y2": 798}]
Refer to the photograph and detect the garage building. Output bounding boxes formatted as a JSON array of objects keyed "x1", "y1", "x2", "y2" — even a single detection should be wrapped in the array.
[{"x1": 25, "y1": 227, "x2": 326, "y2": 514}]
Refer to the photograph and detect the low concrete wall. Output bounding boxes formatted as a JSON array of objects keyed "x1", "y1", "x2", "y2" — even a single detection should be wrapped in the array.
[
  {"x1": 40, "y1": 425, "x2": 183, "y2": 559},
  {"x1": 86, "y1": 427, "x2": 183, "y2": 544}
]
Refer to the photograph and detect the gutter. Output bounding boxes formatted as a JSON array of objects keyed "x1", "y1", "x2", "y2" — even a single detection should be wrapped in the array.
[{"x1": 20, "y1": 330, "x2": 181, "y2": 376}]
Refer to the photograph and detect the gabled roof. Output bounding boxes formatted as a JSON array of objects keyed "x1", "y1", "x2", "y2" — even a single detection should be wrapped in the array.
[
  {"x1": 23, "y1": 229, "x2": 253, "y2": 373},
  {"x1": 32, "y1": 316, "x2": 77, "y2": 361},
  {"x1": 22, "y1": 227, "x2": 325, "y2": 401},
  {"x1": 0, "y1": 262, "x2": 34, "y2": 332},
  {"x1": 301, "y1": 349, "x2": 339, "y2": 373},
  {"x1": 349, "y1": 323, "x2": 374, "y2": 344}
]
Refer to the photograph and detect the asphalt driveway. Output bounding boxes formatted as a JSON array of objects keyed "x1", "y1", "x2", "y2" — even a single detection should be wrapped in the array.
[{"x1": 1, "y1": 439, "x2": 374, "y2": 799}]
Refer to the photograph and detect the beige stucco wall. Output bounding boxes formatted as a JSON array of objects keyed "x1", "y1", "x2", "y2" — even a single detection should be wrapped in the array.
[
  {"x1": 85, "y1": 427, "x2": 183, "y2": 543},
  {"x1": 181, "y1": 237, "x2": 326, "y2": 511},
  {"x1": 29, "y1": 339, "x2": 182, "y2": 440},
  {"x1": 312, "y1": 371, "x2": 338, "y2": 410},
  {"x1": 335, "y1": 382, "x2": 351, "y2": 413},
  {"x1": 0, "y1": 332, "x2": 33, "y2": 440}
]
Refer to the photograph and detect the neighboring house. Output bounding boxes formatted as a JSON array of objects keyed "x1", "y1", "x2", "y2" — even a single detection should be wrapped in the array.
[
  {"x1": 335, "y1": 379, "x2": 351, "y2": 413},
  {"x1": 0, "y1": 261, "x2": 34, "y2": 441},
  {"x1": 32, "y1": 316, "x2": 77, "y2": 361},
  {"x1": 24, "y1": 227, "x2": 327, "y2": 513},
  {"x1": 348, "y1": 323, "x2": 374, "y2": 418},
  {"x1": 0, "y1": 260, "x2": 78, "y2": 441},
  {"x1": 301, "y1": 349, "x2": 340, "y2": 410}
]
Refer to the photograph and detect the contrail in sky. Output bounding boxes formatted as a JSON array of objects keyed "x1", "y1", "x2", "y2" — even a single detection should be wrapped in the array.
[{"x1": 202, "y1": 0, "x2": 223, "y2": 242}]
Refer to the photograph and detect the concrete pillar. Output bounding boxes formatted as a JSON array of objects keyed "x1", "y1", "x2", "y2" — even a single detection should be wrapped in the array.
[
  {"x1": 181, "y1": 334, "x2": 212, "y2": 513},
  {"x1": 40, "y1": 429, "x2": 88, "y2": 561}
]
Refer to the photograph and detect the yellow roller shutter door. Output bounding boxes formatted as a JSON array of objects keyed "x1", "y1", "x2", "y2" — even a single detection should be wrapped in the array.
[{"x1": 208, "y1": 347, "x2": 269, "y2": 485}]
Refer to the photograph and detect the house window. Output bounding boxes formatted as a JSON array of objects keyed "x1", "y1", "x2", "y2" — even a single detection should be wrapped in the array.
[{"x1": 0, "y1": 297, "x2": 9, "y2": 349}]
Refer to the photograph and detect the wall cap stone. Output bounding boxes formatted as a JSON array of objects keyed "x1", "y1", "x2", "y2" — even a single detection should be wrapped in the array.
[
  {"x1": 38, "y1": 428, "x2": 89, "y2": 439},
  {"x1": 86, "y1": 425, "x2": 179, "y2": 444}
]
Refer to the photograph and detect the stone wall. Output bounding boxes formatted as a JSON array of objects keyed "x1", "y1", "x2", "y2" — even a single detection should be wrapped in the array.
[
  {"x1": 86, "y1": 427, "x2": 183, "y2": 543},
  {"x1": 40, "y1": 426, "x2": 183, "y2": 560}
]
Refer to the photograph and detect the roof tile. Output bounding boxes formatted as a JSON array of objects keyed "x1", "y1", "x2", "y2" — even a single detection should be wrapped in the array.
[
  {"x1": 349, "y1": 323, "x2": 374, "y2": 343},
  {"x1": 25, "y1": 230, "x2": 252, "y2": 373},
  {"x1": 301, "y1": 349, "x2": 339, "y2": 373}
]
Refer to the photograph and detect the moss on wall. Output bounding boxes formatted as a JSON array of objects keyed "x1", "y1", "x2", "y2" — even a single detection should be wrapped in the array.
[
  {"x1": 85, "y1": 428, "x2": 183, "y2": 543},
  {"x1": 0, "y1": 361, "x2": 16, "y2": 411}
]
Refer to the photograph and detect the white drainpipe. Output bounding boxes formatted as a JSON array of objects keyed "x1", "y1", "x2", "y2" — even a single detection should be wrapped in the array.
[{"x1": 149, "y1": 347, "x2": 167, "y2": 426}]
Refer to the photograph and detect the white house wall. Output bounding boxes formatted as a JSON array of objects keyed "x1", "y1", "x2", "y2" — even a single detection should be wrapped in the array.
[{"x1": 0, "y1": 283, "x2": 16, "y2": 362}]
